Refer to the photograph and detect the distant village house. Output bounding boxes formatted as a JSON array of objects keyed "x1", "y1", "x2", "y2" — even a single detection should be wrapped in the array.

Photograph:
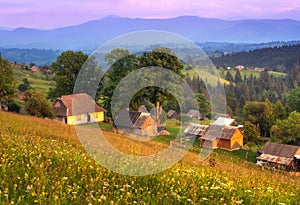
[
  {"x1": 31, "y1": 65, "x2": 40, "y2": 72},
  {"x1": 167, "y1": 110, "x2": 179, "y2": 120},
  {"x1": 235, "y1": 65, "x2": 244, "y2": 71},
  {"x1": 18, "y1": 93, "x2": 26, "y2": 100},
  {"x1": 187, "y1": 109, "x2": 204, "y2": 120},
  {"x1": 254, "y1": 67, "x2": 265, "y2": 72}
]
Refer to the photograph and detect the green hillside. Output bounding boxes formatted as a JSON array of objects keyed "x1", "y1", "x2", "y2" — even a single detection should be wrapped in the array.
[
  {"x1": 218, "y1": 69, "x2": 286, "y2": 80},
  {"x1": 14, "y1": 69, "x2": 55, "y2": 96},
  {"x1": 0, "y1": 112, "x2": 299, "y2": 204}
]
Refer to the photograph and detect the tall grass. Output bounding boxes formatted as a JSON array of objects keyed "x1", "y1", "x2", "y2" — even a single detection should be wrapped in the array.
[{"x1": 0, "y1": 112, "x2": 299, "y2": 204}]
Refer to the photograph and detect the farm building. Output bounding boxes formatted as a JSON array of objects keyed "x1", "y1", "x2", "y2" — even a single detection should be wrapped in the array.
[
  {"x1": 187, "y1": 109, "x2": 203, "y2": 120},
  {"x1": 184, "y1": 123, "x2": 208, "y2": 140},
  {"x1": 52, "y1": 93, "x2": 106, "y2": 125},
  {"x1": 257, "y1": 142, "x2": 300, "y2": 171},
  {"x1": 114, "y1": 109, "x2": 158, "y2": 136},
  {"x1": 200, "y1": 124, "x2": 244, "y2": 150},
  {"x1": 167, "y1": 110, "x2": 179, "y2": 120}
]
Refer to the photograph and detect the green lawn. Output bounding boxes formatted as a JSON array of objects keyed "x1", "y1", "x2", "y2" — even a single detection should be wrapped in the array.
[
  {"x1": 185, "y1": 67, "x2": 230, "y2": 86},
  {"x1": 214, "y1": 148, "x2": 257, "y2": 163},
  {"x1": 156, "y1": 119, "x2": 258, "y2": 163}
]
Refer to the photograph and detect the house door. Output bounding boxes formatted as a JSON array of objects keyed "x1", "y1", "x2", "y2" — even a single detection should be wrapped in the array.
[{"x1": 87, "y1": 114, "x2": 91, "y2": 122}]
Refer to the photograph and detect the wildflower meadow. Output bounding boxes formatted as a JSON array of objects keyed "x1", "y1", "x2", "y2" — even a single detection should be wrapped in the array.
[{"x1": 0, "y1": 112, "x2": 299, "y2": 204}]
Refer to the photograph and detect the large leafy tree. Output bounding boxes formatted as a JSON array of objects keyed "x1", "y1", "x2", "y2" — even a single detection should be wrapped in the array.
[
  {"x1": 99, "y1": 53, "x2": 139, "y2": 115},
  {"x1": 133, "y1": 48, "x2": 184, "y2": 110},
  {"x1": 243, "y1": 100, "x2": 275, "y2": 137},
  {"x1": 105, "y1": 48, "x2": 130, "y2": 66},
  {"x1": 0, "y1": 56, "x2": 15, "y2": 104},
  {"x1": 99, "y1": 48, "x2": 185, "y2": 117},
  {"x1": 271, "y1": 111, "x2": 300, "y2": 144},
  {"x1": 243, "y1": 121, "x2": 263, "y2": 148},
  {"x1": 48, "y1": 51, "x2": 88, "y2": 100}
]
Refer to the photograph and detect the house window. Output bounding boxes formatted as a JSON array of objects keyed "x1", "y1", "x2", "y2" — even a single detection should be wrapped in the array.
[{"x1": 95, "y1": 113, "x2": 98, "y2": 118}]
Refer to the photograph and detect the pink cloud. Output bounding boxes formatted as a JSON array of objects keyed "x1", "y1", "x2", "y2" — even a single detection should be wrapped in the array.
[{"x1": 1, "y1": 0, "x2": 300, "y2": 29}]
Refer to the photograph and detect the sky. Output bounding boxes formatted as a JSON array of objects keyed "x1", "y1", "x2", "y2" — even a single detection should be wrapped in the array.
[{"x1": 1, "y1": 0, "x2": 300, "y2": 29}]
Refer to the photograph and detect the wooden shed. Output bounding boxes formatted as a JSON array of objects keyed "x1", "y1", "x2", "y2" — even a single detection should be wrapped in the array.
[{"x1": 257, "y1": 142, "x2": 300, "y2": 170}]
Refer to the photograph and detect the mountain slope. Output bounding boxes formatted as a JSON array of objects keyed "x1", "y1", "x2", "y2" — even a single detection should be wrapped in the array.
[{"x1": 1, "y1": 16, "x2": 300, "y2": 50}]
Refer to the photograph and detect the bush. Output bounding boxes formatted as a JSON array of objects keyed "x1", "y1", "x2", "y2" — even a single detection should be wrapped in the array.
[
  {"x1": 7, "y1": 101, "x2": 21, "y2": 113},
  {"x1": 25, "y1": 90, "x2": 54, "y2": 118}
]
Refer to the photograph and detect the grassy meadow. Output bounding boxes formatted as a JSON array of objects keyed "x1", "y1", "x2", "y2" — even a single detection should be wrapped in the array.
[
  {"x1": 218, "y1": 69, "x2": 286, "y2": 80},
  {"x1": 0, "y1": 111, "x2": 300, "y2": 204}
]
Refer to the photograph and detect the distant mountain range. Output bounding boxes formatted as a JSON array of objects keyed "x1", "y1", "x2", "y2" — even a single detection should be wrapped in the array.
[{"x1": 1, "y1": 16, "x2": 300, "y2": 50}]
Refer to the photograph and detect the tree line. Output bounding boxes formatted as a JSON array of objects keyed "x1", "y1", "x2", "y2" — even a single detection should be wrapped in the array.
[{"x1": 212, "y1": 44, "x2": 300, "y2": 72}]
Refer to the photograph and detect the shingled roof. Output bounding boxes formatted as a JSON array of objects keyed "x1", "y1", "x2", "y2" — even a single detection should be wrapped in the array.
[
  {"x1": 53, "y1": 93, "x2": 106, "y2": 117},
  {"x1": 202, "y1": 125, "x2": 240, "y2": 140},
  {"x1": 259, "y1": 142, "x2": 300, "y2": 158},
  {"x1": 184, "y1": 123, "x2": 208, "y2": 136},
  {"x1": 114, "y1": 109, "x2": 154, "y2": 129}
]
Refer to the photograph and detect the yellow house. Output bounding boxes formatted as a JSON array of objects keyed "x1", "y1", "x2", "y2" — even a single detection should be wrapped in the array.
[
  {"x1": 201, "y1": 125, "x2": 244, "y2": 150},
  {"x1": 53, "y1": 93, "x2": 106, "y2": 125}
]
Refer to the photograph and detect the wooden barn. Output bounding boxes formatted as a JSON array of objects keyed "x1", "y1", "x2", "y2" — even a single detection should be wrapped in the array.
[
  {"x1": 114, "y1": 109, "x2": 158, "y2": 137},
  {"x1": 200, "y1": 124, "x2": 244, "y2": 150},
  {"x1": 257, "y1": 142, "x2": 300, "y2": 171},
  {"x1": 184, "y1": 123, "x2": 208, "y2": 140},
  {"x1": 167, "y1": 110, "x2": 179, "y2": 120},
  {"x1": 53, "y1": 93, "x2": 106, "y2": 125}
]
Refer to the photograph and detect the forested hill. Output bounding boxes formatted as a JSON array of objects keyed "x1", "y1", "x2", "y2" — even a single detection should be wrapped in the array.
[
  {"x1": 212, "y1": 44, "x2": 300, "y2": 72},
  {"x1": 0, "y1": 48, "x2": 61, "y2": 65}
]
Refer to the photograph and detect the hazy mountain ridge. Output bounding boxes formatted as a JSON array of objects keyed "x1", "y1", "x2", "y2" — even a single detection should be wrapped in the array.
[
  {"x1": 2, "y1": 41, "x2": 300, "y2": 66},
  {"x1": 1, "y1": 16, "x2": 300, "y2": 50}
]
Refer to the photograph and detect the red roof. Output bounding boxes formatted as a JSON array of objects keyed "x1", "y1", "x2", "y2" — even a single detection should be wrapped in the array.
[{"x1": 53, "y1": 93, "x2": 106, "y2": 116}]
